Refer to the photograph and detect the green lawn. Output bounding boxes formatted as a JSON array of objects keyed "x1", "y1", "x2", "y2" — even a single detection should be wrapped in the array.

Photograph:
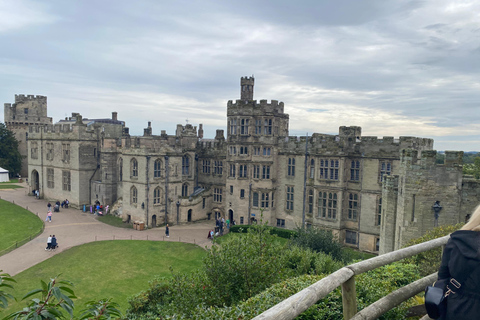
[
  {"x1": 0, "y1": 200, "x2": 43, "y2": 255},
  {"x1": 0, "y1": 184, "x2": 23, "y2": 189},
  {"x1": 0, "y1": 240, "x2": 206, "y2": 317},
  {"x1": 97, "y1": 214, "x2": 133, "y2": 228}
]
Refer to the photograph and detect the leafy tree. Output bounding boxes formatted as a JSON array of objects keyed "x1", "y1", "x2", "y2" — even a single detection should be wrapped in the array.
[
  {"x1": 403, "y1": 223, "x2": 462, "y2": 276},
  {"x1": 289, "y1": 227, "x2": 345, "y2": 261},
  {"x1": 0, "y1": 123, "x2": 22, "y2": 178},
  {"x1": 463, "y1": 156, "x2": 480, "y2": 179},
  {"x1": 0, "y1": 271, "x2": 16, "y2": 309}
]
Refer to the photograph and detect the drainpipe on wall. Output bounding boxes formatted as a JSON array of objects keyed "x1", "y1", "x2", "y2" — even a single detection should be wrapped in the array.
[
  {"x1": 302, "y1": 133, "x2": 308, "y2": 229},
  {"x1": 248, "y1": 183, "x2": 252, "y2": 225},
  {"x1": 164, "y1": 156, "x2": 169, "y2": 224},
  {"x1": 146, "y1": 156, "x2": 150, "y2": 228}
]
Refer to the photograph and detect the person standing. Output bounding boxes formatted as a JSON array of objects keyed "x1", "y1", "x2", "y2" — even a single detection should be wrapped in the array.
[
  {"x1": 50, "y1": 235, "x2": 57, "y2": 250},
  {"x1": 165, "y1": 224, "x2": 170, "y2": 238},
  {"x1": 46, "y1": 210, "x2": 52, "y2": 222},
  {"x1": 434, "y1": 205, "x2": 480, "y2": 319},
  {"x1": 46, "y1": 235, "x2": 52, "y2": 250}
]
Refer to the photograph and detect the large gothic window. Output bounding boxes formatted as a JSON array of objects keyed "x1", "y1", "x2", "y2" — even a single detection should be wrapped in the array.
[
  {"x1": 131, "y1": 158, "x2": 138, "y2": 177},
  {"x1": 182, "y1": 155, "x2": 190, "y2": 176}
]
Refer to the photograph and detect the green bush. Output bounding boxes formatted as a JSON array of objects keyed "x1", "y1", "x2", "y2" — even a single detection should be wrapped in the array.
[
  {"x1": 403, "y1": 223, "x2": 462, "y2": 276},
  {"x1": 229, "y1": 225, "x2": 297, "y2": 239},
  {"x1": 289, "y1": 227, "x2": 345, "y2": 261}
]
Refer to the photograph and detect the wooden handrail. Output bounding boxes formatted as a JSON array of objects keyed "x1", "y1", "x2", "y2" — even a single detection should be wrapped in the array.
[{"x1": 253, "y1": 235, "x2": 450, "y2": 320}]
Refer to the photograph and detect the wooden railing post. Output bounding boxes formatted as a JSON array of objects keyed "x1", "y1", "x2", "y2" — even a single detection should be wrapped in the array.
[{"x1": 342, "y1": 276, "x2": 357, "y2": 319}]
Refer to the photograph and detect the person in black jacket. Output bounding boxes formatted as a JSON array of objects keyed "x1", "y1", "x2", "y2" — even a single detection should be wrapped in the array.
[{"x1": 436, "y1": 205, "x2": 480, "y2": 320}]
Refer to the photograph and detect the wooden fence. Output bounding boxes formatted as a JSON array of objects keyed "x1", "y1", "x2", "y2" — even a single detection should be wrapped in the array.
[{"x1": 253, "y1": 235, "x2": 450, "y2": 320}]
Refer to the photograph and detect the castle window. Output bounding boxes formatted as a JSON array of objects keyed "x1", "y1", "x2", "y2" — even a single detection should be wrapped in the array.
[
  {"x1": 253, "y1": 165, "x2": 260, "y2": 179},
  {"x1": 240, "y1": 189, "x2": 245, "y2": 198},
  {"x1": 230, "y1": 185, "x2": 233, "y2": 194},
  {"x1": 131, "y1": 158, "x2": 138, "y2": 177},
  {"x1": 288, "y1": 157, "x2": 295, "y2": 177},
  {"x1": 264, "y1": 119, "x2": 272, "y2": 135},
  {"x1": 214, "y1": 161, "x2": 223, "y2": 175},
  {"x1": 262, "y1": 165, "x2": 270, "y2": 179},
  {"x1": 202, "y1": 159, "x2": 211, "y2": 174},
  {"x1": 182, "y1": 155, "x2": 190, "y2": 176},
  {"x1": 47, "y1": 168, "x2": 54, "y2": 188},
  {"x1": 375, "y1": 238, "x2": 380, "y2": 251},
  {"x1": 153, "y1": 187, "x2": 162, "y2": 205},
  {"x1": 318, "y1": 191, "x2": 337, "y2": 219},
  {"x1": 276, "y1": 219, "x2": 285, "y2": 228},
  {"x1": 261, "y1": 193, "x2": 269, "y2": 208},
  {"x1": 24, "y1": 108, "x2": 28, "y2": 114},
  {"x1": 62, "y1": 170, "x2": 71, "y2": 191},
  {"x1": 31, "y1": 142, "x2": 38, "y2": 159},
  {"x1": 255, "y1": 120, "x2": 262, "y2": 134},
  {"x1": 310, "y1": 159, "x2": 315, "y2": 178},
  {"x1": 119, "y1": 158, "x2": 123, "y2": 181},
  {"x1": 229, "y1": 146, "x2": 237, "y2": 155},
  {"x1": 286, "y1": 186, "x2": 294, "y2": 211},
  {"x1": 214, "y1": 188, "x2": 223, "y2": 203},
  {"x1": 319, "y1": 159, "x2": 339, "y2": 181},
  {"x1": 240, "y1": 146, "x2": 248, "y2": 155},
  {"x1": 202, "y1": 198, "x2": 205, "y2": 209},
  {"x1": 346, "y1": 230, "x2": 357, "y2": 245},
  {"x1": 239, "y1": 164, "x2": 247, "y2": 178},
  {"x1": 376, "y1": 197, "x2": 382, "y2": 226},
  {"x1": 253, "y1": 192, "x2": 259, "y2": 207},
  {"x1": 182, "y1": 183, "x2": 188, "y2": 197},
  {"x1": 271, "y1": 191, "x2": 275, "y2": 208},
  {"x1": 263, "y1": 147, "x2": 271, "y2": 156},
  {"x1": 46, "y1": 143, "x2": 54, "y2": 161},
  {"x1": 62, "y1": 143, "x2": 70, "y2": 163},
  {"x1": 350, "y1": 160, "x2": 360, "y2": 181},
  {"x1": 154, "y1": 159, "x2": 162, "y2": 178},
  {"x1": 240, "y1": 216, "x2": 244, "y2": 224},
  {"x1": 348, "y1": 193, "x2": 359, "y2": 221},
  {"x1": 229, "y1": 164, "x2": 236, "y2": 177},
  {"x1": 254, "y1": 147, "x2": 261, "y2": 155},
  {"x1": 240, "y1": 118, "x2": 249, "y2": 135},
  {"x1": 308, "y1": 189, "x2": 314, "y2": 214},
  {"x1": 379, "y1": 161, "x2": 392, "y2": 182},
  {"x1": 230, "y1": 118, "x2": 237, "y2": 135},
  {"x1": 318, "y1": 192, "x2": 327, "y2": 218},
  {"x1": 130, "y1": 186, "x2": 137, "y2": 204}
]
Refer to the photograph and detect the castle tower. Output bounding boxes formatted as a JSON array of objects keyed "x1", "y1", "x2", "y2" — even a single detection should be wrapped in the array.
[
  {"x1": 240, "y1": 76, "x2": 254, "y2": 101},
  {"x1": 4, "y1": 95, "x2": 53, "y2": 177}
]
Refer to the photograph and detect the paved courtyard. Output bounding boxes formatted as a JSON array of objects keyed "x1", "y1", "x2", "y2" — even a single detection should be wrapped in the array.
[{"x1": 0, "y1": 182, "x2": 214, "y2": 276}]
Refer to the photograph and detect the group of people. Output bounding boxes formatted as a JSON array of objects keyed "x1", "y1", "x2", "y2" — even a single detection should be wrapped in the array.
[
  {"x1": 207, "y1": 217, "x2": 236, "y2": 240},
  {"x1": 91, "y1": 200, "x2": 109, "y2": 216},
  {"x1": 45, "y1": 235, "x2": 58, "y2": 251}
]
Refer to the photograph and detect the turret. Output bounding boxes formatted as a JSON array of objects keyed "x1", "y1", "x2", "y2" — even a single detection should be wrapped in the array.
[{"x1": 241, "y1": 76, "x2": 254, "y2": 101}]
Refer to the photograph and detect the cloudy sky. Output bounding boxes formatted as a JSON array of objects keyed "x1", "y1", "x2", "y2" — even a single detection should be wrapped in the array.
[{"x1": 1, "y1": 0, "x2": 480, "y2": 151}]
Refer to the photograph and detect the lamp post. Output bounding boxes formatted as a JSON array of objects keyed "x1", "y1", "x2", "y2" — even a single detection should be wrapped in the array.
[
  {"x1": 432, "y1": 201, "x2": 442, "y2": 227},
  {"x1": 176, "y1": 200, "x2": 180, "y2": 225}
]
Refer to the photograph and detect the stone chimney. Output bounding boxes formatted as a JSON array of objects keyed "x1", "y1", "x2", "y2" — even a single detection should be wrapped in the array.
[{"x1": 112, "y1": 112, "x2": 118, "y2": 121}]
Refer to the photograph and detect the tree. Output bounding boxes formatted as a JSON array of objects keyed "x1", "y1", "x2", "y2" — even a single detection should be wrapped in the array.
[
  {"x1": 463, "y1": 156, "x2": 480, "y2": 179},
  {"x1": 0, "y1": 123, "x2": 22, "y2": 178},
  {"x1": 0, "y1": 270, "x2": 16, "y2": 309}
]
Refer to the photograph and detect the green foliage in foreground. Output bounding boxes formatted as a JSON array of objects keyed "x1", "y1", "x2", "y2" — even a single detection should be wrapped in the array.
[
  {"x1": 403, "y1": 223, "x2": 462, "y2": 276},
  {"x1": 0, "y1": 200, "x2": 43, "y2": 255},
  {"x1": 0, "y1": 241, "x2": 206, "y2": 317},
  {"x1": 0, "y1": 123, "x2": 22, "y2": 178},
  {"x1": 290, "y1": 227, "x2": 345, "y2": 262},
  {"x1": 1, "y1": 274, "x2": 122, "y2": 320},
  {"x1": 229, "y1": 224, "x2": 297, "y2": 239},
  {"x1": 463, "y1": 156, "x2": 480, "y2": 178}
]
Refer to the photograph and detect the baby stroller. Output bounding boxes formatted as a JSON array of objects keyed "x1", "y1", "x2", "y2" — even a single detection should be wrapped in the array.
[{"x1": 54, "y1": 204, "x2": 60, "y2": 212}]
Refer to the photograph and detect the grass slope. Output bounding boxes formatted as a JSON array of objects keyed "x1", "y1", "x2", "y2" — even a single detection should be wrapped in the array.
[
  {"x1": 0, "y1": 199, "x2": 43, "y2": 254},
  {"x1": 0, "y1": 240, "x2": 206, "y2": 317}
]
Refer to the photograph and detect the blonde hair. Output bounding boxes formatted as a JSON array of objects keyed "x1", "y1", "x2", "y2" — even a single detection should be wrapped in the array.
[{"x1": 461, "y1": 205, "x2": 480, "y2": 231}]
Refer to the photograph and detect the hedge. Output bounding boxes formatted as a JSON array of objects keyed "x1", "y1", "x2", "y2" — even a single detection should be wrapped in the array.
[{"x1": 230, "y1": 225, "x2": 297, "y2": 239}]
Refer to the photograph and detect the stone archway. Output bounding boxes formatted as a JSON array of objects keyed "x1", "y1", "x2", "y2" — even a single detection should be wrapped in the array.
[
  {"x1": 229, "y1": 209, "x2": 233, "y2": 223},
  {"x1": 151, "y1": 215, "x2": 157, "y2": 228},
  {"x1": 31, "y1": 170, "x2": 39, "y2": 192}
]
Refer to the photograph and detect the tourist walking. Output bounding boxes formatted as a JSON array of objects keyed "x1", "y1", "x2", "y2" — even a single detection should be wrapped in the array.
[
  {"x1": 45, "y1": 210, "x2": 52, "y2": 222},
  {"x1": 165, "y1": 224, "x2": 169, "y2": 237},
  {"x1": 45, "y1": 235, "x2": 52, "y2": 250},
  {"x1": 50, "y1": 235, "x2": 58, "y2": 250},
  {"x1": 433, "y1": 205, "x2": 480, "y2": 319}
]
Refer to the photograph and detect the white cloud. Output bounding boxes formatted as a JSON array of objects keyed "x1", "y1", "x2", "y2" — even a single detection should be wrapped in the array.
[{"x1": 0, "y1": 0, "x2": 56, "y2": 33}]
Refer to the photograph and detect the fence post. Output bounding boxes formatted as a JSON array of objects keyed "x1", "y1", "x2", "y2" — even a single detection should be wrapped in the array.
[
  {"x1": 95, "y1": 235, "x2": 97, "y2": 241},
  {"x1": 130, "y1": 235, "x2": 132, "y2": 240},
  {"x1": 342, "y1": 276, "x2": 357, "y2": 319},
  {"x1": 113, "y1": 235, "x2": 115, "y2": 240},
  {"x1": 147, "y1": 235, "x2": 149, "y2": 240}
]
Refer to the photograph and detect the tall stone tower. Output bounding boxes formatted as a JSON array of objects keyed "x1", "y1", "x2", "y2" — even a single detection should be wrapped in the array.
[
  {"x1": 240, "y1": 76, "x2": 254, "y2": 101},
  {"x1": 4, "y1": 95, "x2": 53, "y2": 177}
]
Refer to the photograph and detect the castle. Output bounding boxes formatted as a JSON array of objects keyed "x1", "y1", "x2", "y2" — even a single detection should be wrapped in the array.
[{"x1": 5, "y1": 77, "x2": 480, "y2": 253}]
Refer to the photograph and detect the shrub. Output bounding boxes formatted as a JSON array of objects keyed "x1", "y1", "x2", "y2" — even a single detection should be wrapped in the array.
[
  {"x1": 403, "y1": 223, "x2": 462, "y2": 276},
  {"x1": 290, "y1": 227, "x2": 344, "y2": 261},
  {"x1": 229, "y1": 225, "x2": 297, "y2": 239}
]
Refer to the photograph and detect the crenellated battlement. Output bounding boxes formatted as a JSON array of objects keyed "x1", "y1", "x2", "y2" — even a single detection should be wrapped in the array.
[
  {"x1": 15, "y1": 94, "x2": 47, "y2": 103},
  {"x1": 227, "y1": 99, "x2": 285, "y2": 114}
]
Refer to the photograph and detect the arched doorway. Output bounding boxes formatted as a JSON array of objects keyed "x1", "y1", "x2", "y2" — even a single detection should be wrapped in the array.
[
  {"x1": 229, "y1": 209, "x2": 233, "y2": 223},
  {"x1": 151, "y1": 215, "x2": 157, "y2": 228},
  {"x1": 31, "y1": 170, "x2": 39, "y2": 193},
  {"x1": 187, "y1": 209, "x2": 192, "y2": 222}
]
